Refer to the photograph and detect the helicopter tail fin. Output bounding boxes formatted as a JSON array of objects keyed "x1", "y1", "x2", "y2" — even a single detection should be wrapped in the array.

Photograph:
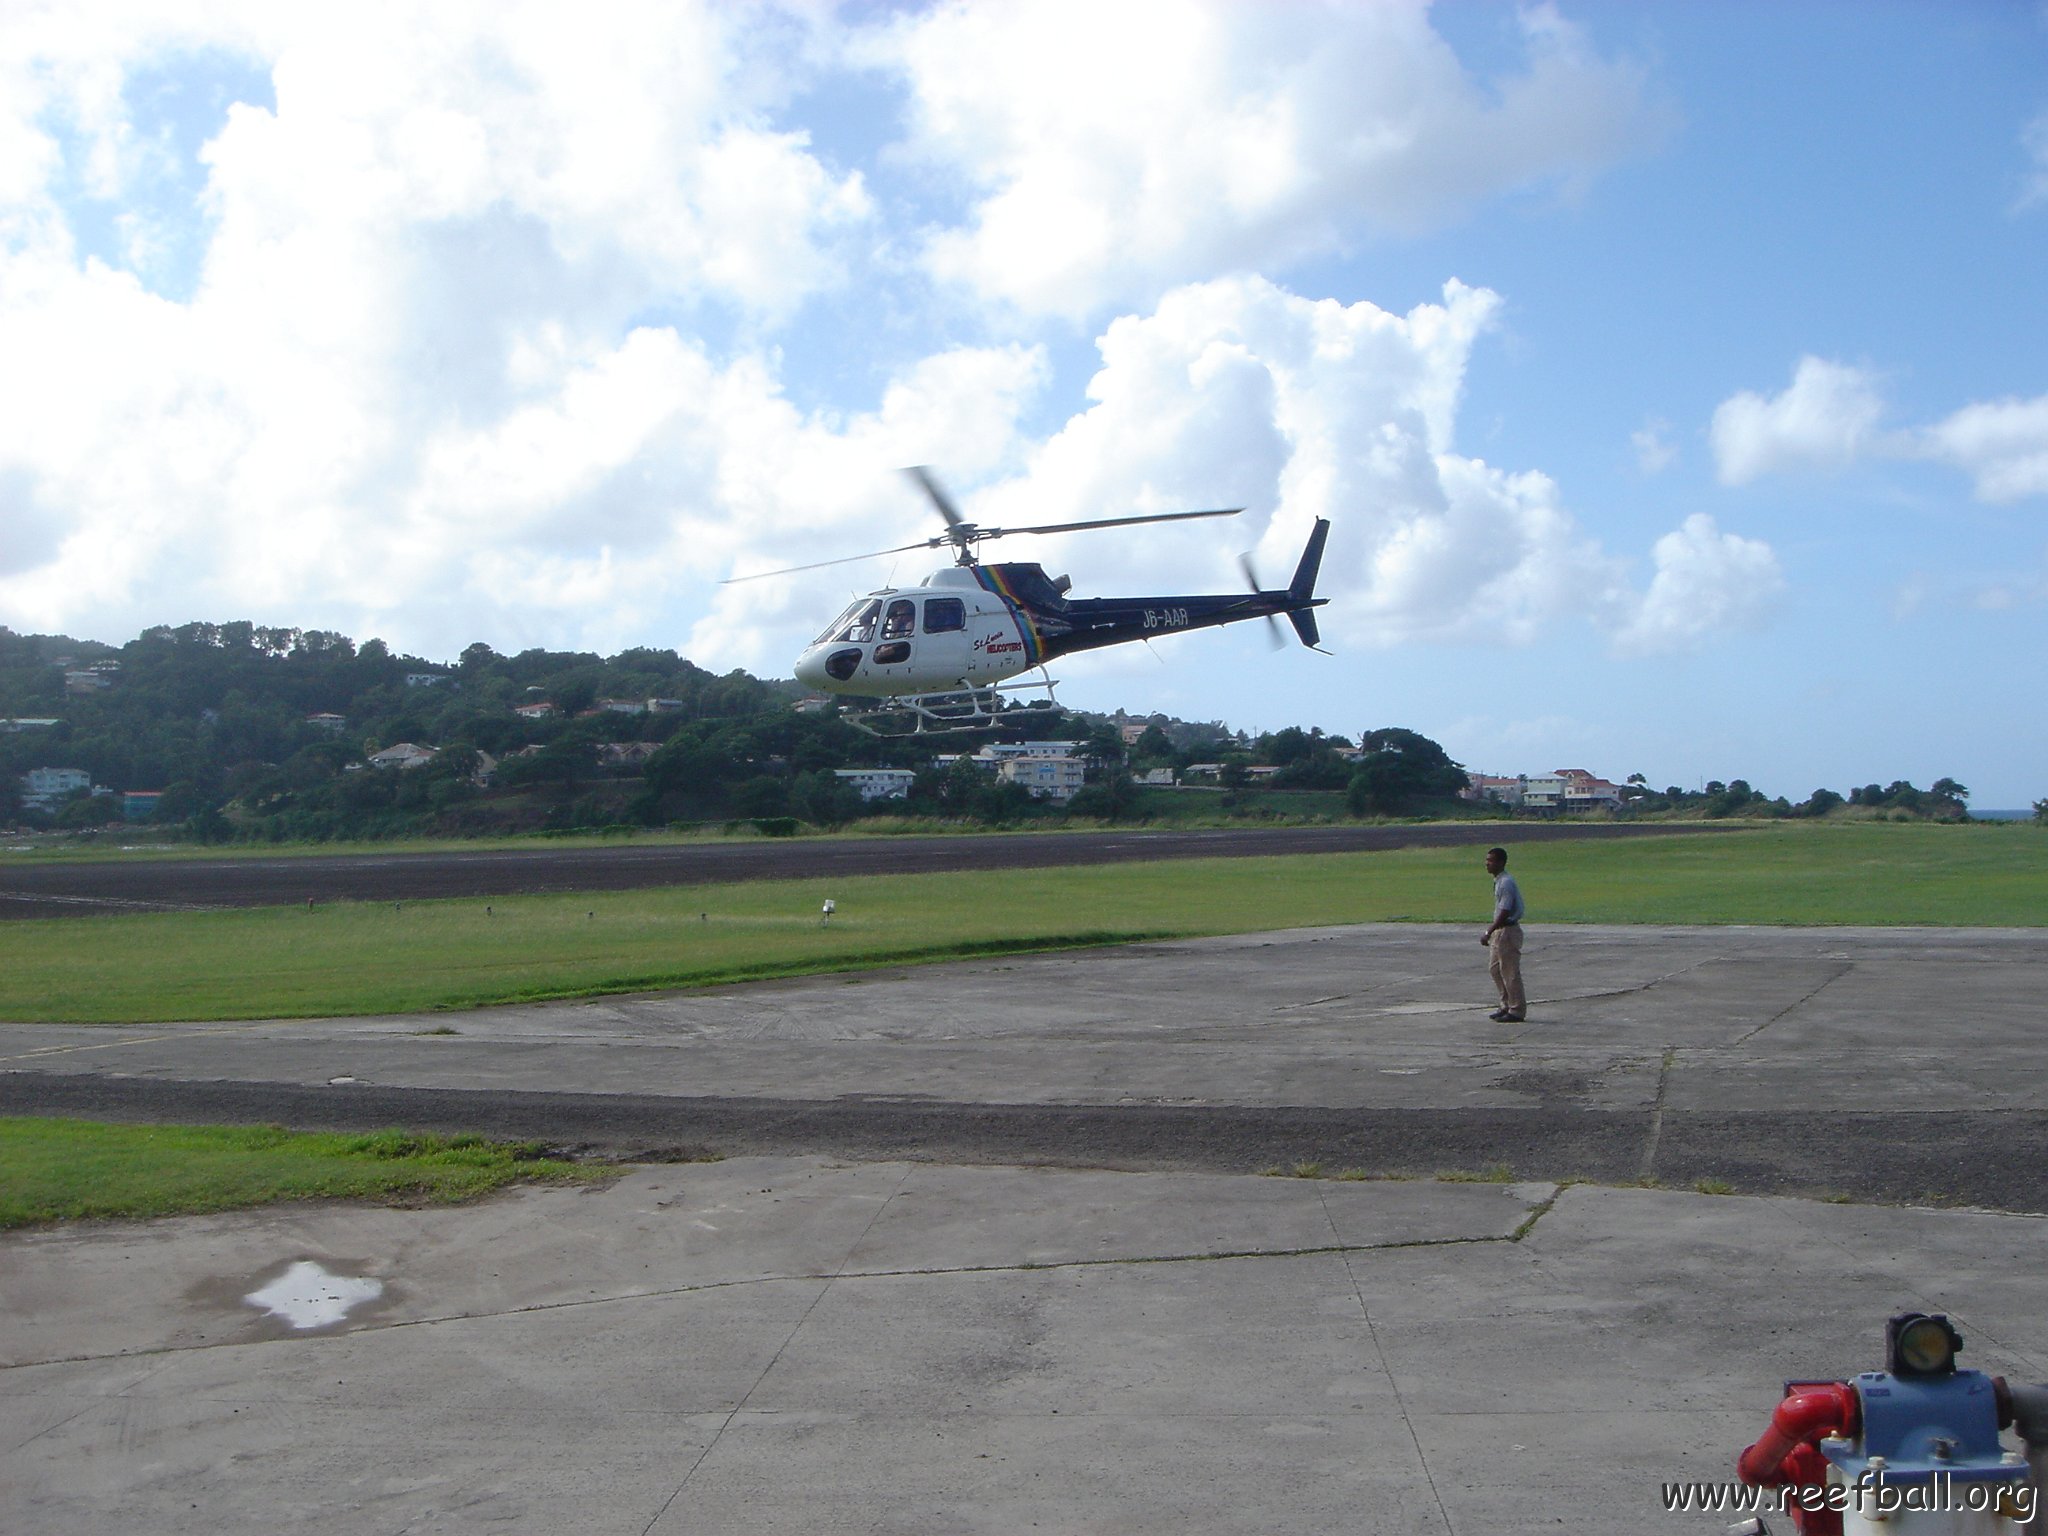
[
  {"x1": 1288, "y1": 518, "x2": 1329, "y2": 604},
  {"x1": 1284, "y1": 518, "x2": 1330, "y2": 648}
]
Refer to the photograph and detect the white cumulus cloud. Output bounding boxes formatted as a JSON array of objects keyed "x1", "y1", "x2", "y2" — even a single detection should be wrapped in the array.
[
  {"x1": 1710, "y1": 356, "x2": 1887, "y2": 486},
  {"x1": 1911, "y1": 394, "x2": 2048, "y2": 504},
  {"x1": 1613, "y1": 513, "x2": 1784, "y2": 655},
  {"x1": 1711, "y1": 354, "x2": 2048, "y2": 506},
  {"x1": 0, "y1": 3, "x2": 1774, "y2": 680},
  {"x1": 871, "y1": 0, "x2": 1671, "y2": 318}
]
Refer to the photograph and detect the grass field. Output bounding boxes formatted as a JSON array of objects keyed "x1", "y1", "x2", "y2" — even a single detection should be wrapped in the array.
[
  {"x1": 0, "y1": 1119, "x2": 604, "y2": 1229},
  {"x1": 2, "y1": 822, "x2": 2042, "y2": 1025}
]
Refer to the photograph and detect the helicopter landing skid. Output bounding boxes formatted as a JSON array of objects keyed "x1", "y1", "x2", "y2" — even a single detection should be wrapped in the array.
[{"x1": 841, "y1": 674, "x2": 1060, "y2": 737}]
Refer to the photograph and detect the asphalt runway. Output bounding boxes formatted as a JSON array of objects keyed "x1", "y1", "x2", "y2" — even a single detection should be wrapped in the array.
[{"x1": 0, "y1": 820, "x2": 1713, "y2": 919}]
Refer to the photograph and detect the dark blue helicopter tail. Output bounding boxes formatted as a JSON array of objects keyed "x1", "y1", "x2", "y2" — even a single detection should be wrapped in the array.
[{"x1": 1285, "y1": 518, "x2": 1330, "y2": 648}]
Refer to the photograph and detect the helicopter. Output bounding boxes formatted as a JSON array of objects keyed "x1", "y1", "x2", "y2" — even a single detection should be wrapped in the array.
[{"x1": 726, "y1": 468, "x2": 1331, "y2": 734}]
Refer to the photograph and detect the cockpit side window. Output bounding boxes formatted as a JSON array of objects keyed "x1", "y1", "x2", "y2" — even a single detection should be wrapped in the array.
[
  {"x1": 826, "y1": 600, "x2": 883, "y2": 644},
  {"x1": 882, "y1": 598, "x2": 917, "y2": 640},
  {"x1": 814, "y1": 601, "x2": 867, "y2": 646},
  {"x1": 923, "y1": 597, "x2": 966, "y2": 633}
]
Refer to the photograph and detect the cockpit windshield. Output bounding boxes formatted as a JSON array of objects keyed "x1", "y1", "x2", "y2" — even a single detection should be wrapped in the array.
[{"x1": 814, "y1": 599, "x2": 884, "y2": 645}]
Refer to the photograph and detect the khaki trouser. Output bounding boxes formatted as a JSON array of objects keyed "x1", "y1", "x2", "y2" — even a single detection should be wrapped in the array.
[{"x1": 1489, "y1": 924, "x2": 1526, "y2": 1016}]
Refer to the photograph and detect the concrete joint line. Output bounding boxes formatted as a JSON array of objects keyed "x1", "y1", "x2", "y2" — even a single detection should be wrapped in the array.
[
  {"x1": 0, "y1": 1216, "x2": 1578, "y2": 1376},
  {"x1": 638, "y1": 1163, "x2": 914, "y2": 1536},
  {"x1": 1734, "y1": 961, "x2": 1853, "y2": 1044},
  {"x1": 1335, "y1": 1231, "x2": 1456, "y2": 1532}
]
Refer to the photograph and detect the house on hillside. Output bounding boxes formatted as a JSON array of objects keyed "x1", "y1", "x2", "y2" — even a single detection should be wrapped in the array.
[
  {"x1": 1463, "y1": 768, "x2": 1625, "y2": 812},
  {"x1": 367, "y1": 742, "x2": 437, "y2": 770},
  {"x1": 1558, "y1": 769, "x2": 1625, "y2": 811},
  {"x1": 1464, "y1": 774, "x2": 1525, "y2": 807},
  {"x1": 597, "y1": 741, "x2": 660, "y2": 769}
]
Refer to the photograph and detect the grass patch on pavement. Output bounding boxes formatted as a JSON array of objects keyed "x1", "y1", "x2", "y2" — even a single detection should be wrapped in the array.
[
  {"x1": 1, "y1": 822, "x2": 2041, "y2": 1025},
  {"x1": 0, "y1": 1118, "x2": 603, "y2": 1229}
]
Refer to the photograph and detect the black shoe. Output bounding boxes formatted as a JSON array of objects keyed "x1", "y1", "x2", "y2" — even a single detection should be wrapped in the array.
[
  {"x1": 1487, "y1": 1008, "x2": 1510, "y2": 1021},
  {"x1": 1502, "y1": 1012, "x2": 1526, "y2": 1023}
]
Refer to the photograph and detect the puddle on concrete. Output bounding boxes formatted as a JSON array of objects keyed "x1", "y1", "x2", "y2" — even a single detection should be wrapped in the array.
[{"x1": 244, "y1": 1260, "x2": 385, "y2": 1330}]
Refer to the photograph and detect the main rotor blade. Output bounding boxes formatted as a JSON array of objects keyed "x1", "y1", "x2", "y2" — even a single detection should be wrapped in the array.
[
  {"x1": 903, "y1": 465, "x2": 968, "y2": 531},
  {"x1": 1239, "y1": 553, "x2": 1283, "y2": 650},
  {"x1": 991, "y1": 506, "x2": 1242, "y2": 539},
  {"x1": 719, "y1": 538, "x2": 936, "y2": 583}
]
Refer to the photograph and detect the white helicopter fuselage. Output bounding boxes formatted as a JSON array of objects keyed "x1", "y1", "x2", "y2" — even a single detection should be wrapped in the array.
[{"x1": 793, "y1": 566, "x2": 1039, "y2": 698}]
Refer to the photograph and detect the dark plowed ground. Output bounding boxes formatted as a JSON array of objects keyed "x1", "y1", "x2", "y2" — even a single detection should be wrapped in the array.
[
  {"x1": 2, "y1": 1073, "x2": 2032, "y2": 1212},
  {"x1": 0, "y1": 822, "x2": 1717, "y2": 920}
]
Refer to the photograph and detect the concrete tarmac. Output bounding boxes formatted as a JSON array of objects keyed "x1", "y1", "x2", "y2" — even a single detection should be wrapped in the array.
[{"x1": 5, "y1": 921, "x2": 2047, "y2": 1532}]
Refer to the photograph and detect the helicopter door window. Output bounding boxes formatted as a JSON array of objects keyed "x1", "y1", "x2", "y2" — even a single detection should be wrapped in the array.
[
  {"x1": 922, "y1": 597, "x2": 965, "y2": 633},
  {"x1": 881, "y1": 599, "x2": 916, "y2": 640},
  {"x1": 873, "y1": 641, "x2": 911, "y2": 665}
]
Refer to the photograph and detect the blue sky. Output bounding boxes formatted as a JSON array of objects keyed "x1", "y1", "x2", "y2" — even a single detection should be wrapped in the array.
[{"x1": 1, "y1": 1, "x2": 2044, "y2": 803}]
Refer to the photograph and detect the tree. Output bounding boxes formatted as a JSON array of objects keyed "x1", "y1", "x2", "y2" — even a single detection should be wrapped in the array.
[
  {"x1": 1346, "y1": 728, "x2": 1469, "y2": 815},
  {"x1": 1067, "y1": 771, "x2": 1138, "y2": 820},
  {"x1": 2034, "y1": 798, "x2": 2048, "y2": 826},
  {"x1": 789, "y1": 770, "x2": 864, "y2": 827},
  {"x1": 1128, "y1": 724, "x2": 1176, "y2": 767},
  {"x1": 56, "y1": 794, "x2": 122, "y2": 828}
]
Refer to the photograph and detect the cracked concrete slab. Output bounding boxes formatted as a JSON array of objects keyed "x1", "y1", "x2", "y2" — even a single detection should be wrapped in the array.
[{"x1": 5, "y1": 1167, "x2": 2048, "y2": 1534}]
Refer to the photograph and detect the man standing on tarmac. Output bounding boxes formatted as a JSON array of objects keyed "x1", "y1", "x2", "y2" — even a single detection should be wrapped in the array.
[{"x1": 1481, "y1": 846, "x2": 1527, "y2": 1023}]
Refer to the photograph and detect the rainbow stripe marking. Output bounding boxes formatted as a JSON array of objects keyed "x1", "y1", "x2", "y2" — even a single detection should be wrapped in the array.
[{"x1": 973, "y1": 565, "x2": 1045, "y2": 666}]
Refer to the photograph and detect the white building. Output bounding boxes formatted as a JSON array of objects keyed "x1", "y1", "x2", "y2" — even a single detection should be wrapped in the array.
[
  {"x1": 20, "y1": 766, "x2": 95, "y2": 812},
  {"x1": 976, "y1": 740, "x2": 1083, "y2": 763},
  {"x1": 998, "y1": 755, "x2": 1086, "y2": 803},
  {"x1": 833, "y1": 767, "x2": 917, "y2": 802}
]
